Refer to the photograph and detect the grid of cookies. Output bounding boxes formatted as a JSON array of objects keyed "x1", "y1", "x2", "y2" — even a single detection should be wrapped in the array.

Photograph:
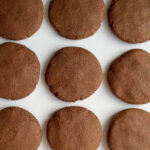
[{"x1": 0, "y1": 0, "x2": 150, "y2": 150}]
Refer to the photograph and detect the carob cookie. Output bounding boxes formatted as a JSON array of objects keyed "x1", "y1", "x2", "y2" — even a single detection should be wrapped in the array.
[
  {"x1": 0, "y1": 42, "x2": 40, "y2": 100},
  {"x1": 107, "y1": 49, "x2": 150, "y2": 104},
  {"x1": 0, "y1": 0, "x2": 43, "y2": 40},
  {"x1": 49, "y1": 0, "x2": 105, "y2": 39},
  {"x1": 108, "y1": 0, "x2": 150, "y2": 43},
  {"x1": 45, "y1": 47, "x2": 102, "y2": 102},
  {"x1": 108, "y1": 108, "x2": 150, "y2": 150},
  {"x1": 47, "y1": 106, "x2": 102, "y2": 150},
  {"x1": 0, "y1": 107, "x2": 42, "y2": 150}
]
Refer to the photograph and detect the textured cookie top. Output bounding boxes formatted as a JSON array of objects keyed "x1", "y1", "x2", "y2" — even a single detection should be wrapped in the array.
[
  {"x1": 47, "y1": 106, "x2": 102, "y2": 150},
  {"x1": 0, "y1": 107, "x2": 42, "y2": 150},
  {"x1": 49, "y1": 0, "x2": 105, "y2": 39},
  {"x1": 108, "y1": 109, "x2": 150, "y2": 150},
  {"x1": 0, "y1": 0, "x2": 43, "y2": 40},
  {"x1": 108, "y1": 0, "x2": 150, "y2": 43},
  {"x1": 45, "y1": 47, "x2": 102, "y2": 102},
  {"x1": 0, "y1": 42, "x2": 40, "y2": 100},
  {"x1": 107, "y1": 49, "x2": 150, "y2": 104}
]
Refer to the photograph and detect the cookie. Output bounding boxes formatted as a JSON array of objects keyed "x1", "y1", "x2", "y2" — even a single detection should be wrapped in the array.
[
  {"x1": 0, "y1": 107, "x2": 42, "y2": 150},
  {"x1": 108, "y1": 108, "x2": 150, "y2": 150},
  {"x1": 49, "y1": 0, "x2": 105, "y2": 39},
  {"x1": 0, "y1": 42, "x2": 40, "y2": 100},
  {"x1": 0, "y1": 0, "x2": 43, "y2": 40},
  {"x1": 45, "y1": 47, "x2": 102, "y2": 102},
  {"x1": 108, "y1": 0, "x2": 150, "y2": 43},
  {"x1": 47, "y1": 106, "x2": 102, "y2": 150},
  {"x1": 107, "y1": 49, "x2": 150, "y2": 104}
]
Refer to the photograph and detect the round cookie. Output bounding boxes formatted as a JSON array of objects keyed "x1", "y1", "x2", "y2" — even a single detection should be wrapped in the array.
[
  {"x1": 0, "y1": 42, "x2": 40, "y2": 100},
  {"x1": 49, "y1": 0, "x2": 105, "y2": 39},
  {"x1": 108, "y1": 109, "x2": 150, "y2": 150},
  {"x1": 0, "y1": 0, "x2": 43, "y2": 40},
  {"x1": 108, "y1": 0, "x2": 150, "y2": 43},
  {"x1": 45, "y1": 47, "x2": 102, "y2": 102},
  {"x1": 47, "y1": 106, "x2": 102, "y2": 150},
  {"x1": 0, "y1": 107, "x2": 42, "y2": 150},
  {"x1": 107, "y1": 49, "x2": 150, "y2": 104}
]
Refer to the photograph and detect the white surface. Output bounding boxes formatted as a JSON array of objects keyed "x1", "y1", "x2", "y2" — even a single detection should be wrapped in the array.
[{"x1": 0, "y1": 0, "x2": 150, "y2": 150}]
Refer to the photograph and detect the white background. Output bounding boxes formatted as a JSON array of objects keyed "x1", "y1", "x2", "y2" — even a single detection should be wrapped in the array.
[{"x1": 0, "y1": 0, "x2": 150, "y2": 149}]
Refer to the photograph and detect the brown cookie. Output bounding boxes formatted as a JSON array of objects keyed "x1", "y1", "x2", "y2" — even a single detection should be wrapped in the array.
[
  {"x1": 47, "y1": 106, "x2": 102, "y2": 150},
  {"x1": 107, "y1": 49, "x2": 150, "y2": 104},
  {"x1": 108, "y1": 108, "x2": 150, "y2": 150},
  {"x1": 0, "y1": 42, "x2": 40, "y2": 100},
  {"x1": 108, "y1": 0, "x2": 150, "y2": 43},
  {"x1": 0, "y1": 107, "x2": 42, "y2": 150},
  {"x1": 49, "y1": 0, "x2": 105, "y2": 39},
  {"x1": 0, "y1": 0, "x2": 43, "y2": 40},
  {"x1": 45, "y1": 47, "x2": 102, "y2": 102}
]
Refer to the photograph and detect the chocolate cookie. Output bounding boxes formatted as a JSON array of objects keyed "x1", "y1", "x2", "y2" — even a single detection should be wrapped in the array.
[
  {"x1": 47, "y1": 106, "x2": 102, "y2": 150},
  {"x1": 108, "y1": 0, "x2": 150, "y2": 43},
  {"x1": 108, "y1": 108, "x2": 150, "y2": 150},
  {"x1": 45, "y1": 47, "x2": 102, "y2": 102},
  {"x1": 0, "y1": 42, "x2": 40, "y2": 100},
  {"x1": 107, "y1": 49, "x2": 150, "y2": 104},
  {"x1": 0, "y1": 0, "x2": 43, "y2": 40},
  {"x1": 49, "y1": 0, "x2": 105, "y2": 39},
  {"x1": 0, "y1": 107, "x2": 42, "y2": 150}
]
